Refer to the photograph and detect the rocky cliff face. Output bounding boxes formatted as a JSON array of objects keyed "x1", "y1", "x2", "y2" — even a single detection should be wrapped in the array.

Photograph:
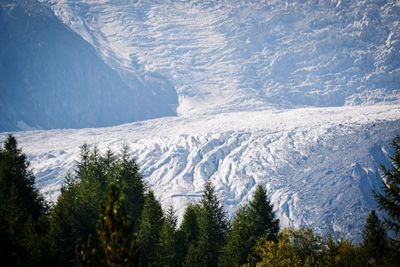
[{"x1": 0, "y1": 0, "x2": 177, "y2": 131}]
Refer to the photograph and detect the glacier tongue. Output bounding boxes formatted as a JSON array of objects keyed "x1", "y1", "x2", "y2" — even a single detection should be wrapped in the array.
[{"x1": 5, "y1": 105, "x2": 400, "y2": 240}]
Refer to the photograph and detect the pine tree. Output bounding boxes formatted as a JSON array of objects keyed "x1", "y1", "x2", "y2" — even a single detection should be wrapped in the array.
[
  {"x1": 0, "y1": 135, "x2": 49, "y2": 266},
  {"x1": 139, "y1": 190, "x2": 164, "y2": 266},
  {"x1": 187, "y1": 180, "x2": 229, "y2": 267},
  {"x1": 221, "y1": 185, "x2": 279, "y2": 266},
  {"x1": 374, "y1": 136, "x2": 400, "y2": 238},
  {"x1": 362, "y1": 210, "x2": 388, "y2": 264},
  {"x1": 158, "y1": 206, "x2": 178, "y2": 266}
]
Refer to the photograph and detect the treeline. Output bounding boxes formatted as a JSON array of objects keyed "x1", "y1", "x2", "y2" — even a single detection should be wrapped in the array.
[{"x1": 0, "y1": 134, "x2": 399, "y2": 266}]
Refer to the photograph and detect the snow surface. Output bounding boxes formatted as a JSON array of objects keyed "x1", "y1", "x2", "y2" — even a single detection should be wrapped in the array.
[
  {"x1": 41, "y1": 0, "x2": 400, "y2": 114},
  {"x1": 10, "y1": 0, "x2": 400, "y2": 240},
  {"x1": 3, "y1": 105, "x2": 399, "y2": 240}
]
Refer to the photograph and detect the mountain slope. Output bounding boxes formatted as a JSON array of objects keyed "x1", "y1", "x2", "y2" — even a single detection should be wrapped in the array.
[
  {"x1": 44, "y1": 0, "x2": 400, "y2": 115},
  {"x1": 0, "y1": 0, "x2": 177, "y2": 131}
]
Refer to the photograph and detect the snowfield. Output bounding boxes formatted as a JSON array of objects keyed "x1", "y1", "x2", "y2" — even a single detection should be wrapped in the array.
[{"x1": 3, "y1": 105, "x2": 399, "y2": 240}]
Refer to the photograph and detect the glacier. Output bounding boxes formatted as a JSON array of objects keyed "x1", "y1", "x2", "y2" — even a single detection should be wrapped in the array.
[
  {"x1": 42, "y1": 0, "x2": 400, "y2": 114},
  {"x1": 1, "y1": 0, "x2": 400, "y2": 241},
  {"x1": 4, "y1": 105, "x2": 399, "y2": 240}
]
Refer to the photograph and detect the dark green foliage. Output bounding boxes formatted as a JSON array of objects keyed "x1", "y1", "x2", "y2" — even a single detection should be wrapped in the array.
[
  {"x1": 323, "y1": 237, "x2": 360, "y2": 267},
  {"x1": 219, "y1": 206, "x2": 250, "y2": 267},
  {"x1": 98, "y1": 182, "x2": 139, "y2": 266},
  {"x1": 220, "y1": 185, "x2": 279, "y2": 267},
  {"x1": 48, "y1": 144, "x2": 145, "y2": 266},
  {"x1": 78, "y1": 182, "x2": 139, "y2": 266},
  {"x1": 186, "y1": 180, "x2": 229, "y2": 267},
  {"x1": 139, "y1": 190, "x2": 164, "y2": 266},
  {"x1": 0, "y1": 135, "x2": 47, "y2": 218},
  {"x1": 176, "y1": 203, "x2": 201, "y2": 266},
  {"x1": 48, "y1": 161, "x2": 104, "y2": 266},
  {"x1": 373, "y1": 136, "x2": 400, "y2": 238},
  {"x1": 361, "y1": 210, "x2": 388, "y2": 265},
  {"x1": 0, "y1": 135, "x2": 49, "y2": 266},
  {"x1": 158, "y1": 206, "x2": 178, "y2": 267},
  {"x1": 287, "y1": 228, "x2": 325, "y2": 264},
  {"x1": 248, "y1": 185, "x2": 280, "y2": 242},
  {"x1": 118, "y1": 146, "x2": 145, "y2": 231}
]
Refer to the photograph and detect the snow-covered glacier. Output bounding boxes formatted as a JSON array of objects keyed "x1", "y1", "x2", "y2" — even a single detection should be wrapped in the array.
[
  {"x1": 2, "y1": 0, "x2": 400, "y2": 240},
  {"x1": 42, "y1": 0, "x2": 400, "y2": 114}
]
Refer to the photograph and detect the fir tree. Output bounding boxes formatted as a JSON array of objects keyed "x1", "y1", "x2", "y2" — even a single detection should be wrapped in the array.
[
  {"x1": 0, "y1": 135, "x2": 49, "y2": 266},
  {"x1": 177, "y1": 203, "x2": 200, "y2": 265},
  {"x1": 118, "y1": 145, "x2": 145, "y2": 230},
  {"x1": 221, "y1": 185, "x2": 279, "y2": 266},
  {"x1": 158, "y1": 206, "x2": 178, "y2": 267},
  {"x1": 96, "y1": 182, "x2": 139, "y2": 266},
  {"x1": 186, "y1": 180, "x2": 229, "y2": 267},
  {"x1": 374, "y1": 136, "x2": 400, "y2": 238},
  {"x1": 248, "y1": 185, "x2": 279, "y2": 242},
  {"x1": 219, "y1": 206, "x2": 250, "y2": 267},
  {"x1": 362, "y1": 210, "x2": 388, "y2": 264},
  {"x1": 139, "y1": 190, "x2": 164, "y2": 266},
  {"x1": 49, "y1": 145, "x2": 146, "y2": 266}
]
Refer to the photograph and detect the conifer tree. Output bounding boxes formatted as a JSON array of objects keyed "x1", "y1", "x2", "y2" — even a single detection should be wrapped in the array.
[
  {"x1": 374, "y1": 136, "x2": 400, "y2": 238},
  {"x1": 322, "y1": 237, "x2": 359, "y2": 267},
  {"x1": 158, "y1": 206, "x2": 178, "y2": 266},
  {"x1": 177, "y1": 203, "x2": 200, "y2": 265},
  {"x1": 0, "y1": 135, "x2": 49, "y2": 266},
  {"x1": 118, "y1": 146, "x2": 145, "y2": 230},
  {"x1": 96, "y1": 182, "x2": 139, "y2": 266},
  {"x1": 186, "y1": 180, "x2": 229, "y2": 267},
  {"x1": 49, "y1": 148, "x2": 104, "y2": 266},
  {"x1": 248, "y1": 185, "x2": 279, "y2": 242},
  {"x1": 362, "y1": 210, "x2": 388, "y2": 264},
  {"x1": 139, "y1": 190, "x2": 164, "y2": 266},
  {"x1": 219, "y1": 206, "x2": 250, "y2": 267},
  {"x1": 49, "y1": 145, "x2": 146, "y2": 266},
  {"x1": 221, "y1": 185, "x2": 279, "y2": 266}
]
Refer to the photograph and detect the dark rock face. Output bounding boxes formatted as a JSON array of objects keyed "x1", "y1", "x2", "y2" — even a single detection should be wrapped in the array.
[{"x1": 0, "y1": 0, "x2": 177, "y2": 131}]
